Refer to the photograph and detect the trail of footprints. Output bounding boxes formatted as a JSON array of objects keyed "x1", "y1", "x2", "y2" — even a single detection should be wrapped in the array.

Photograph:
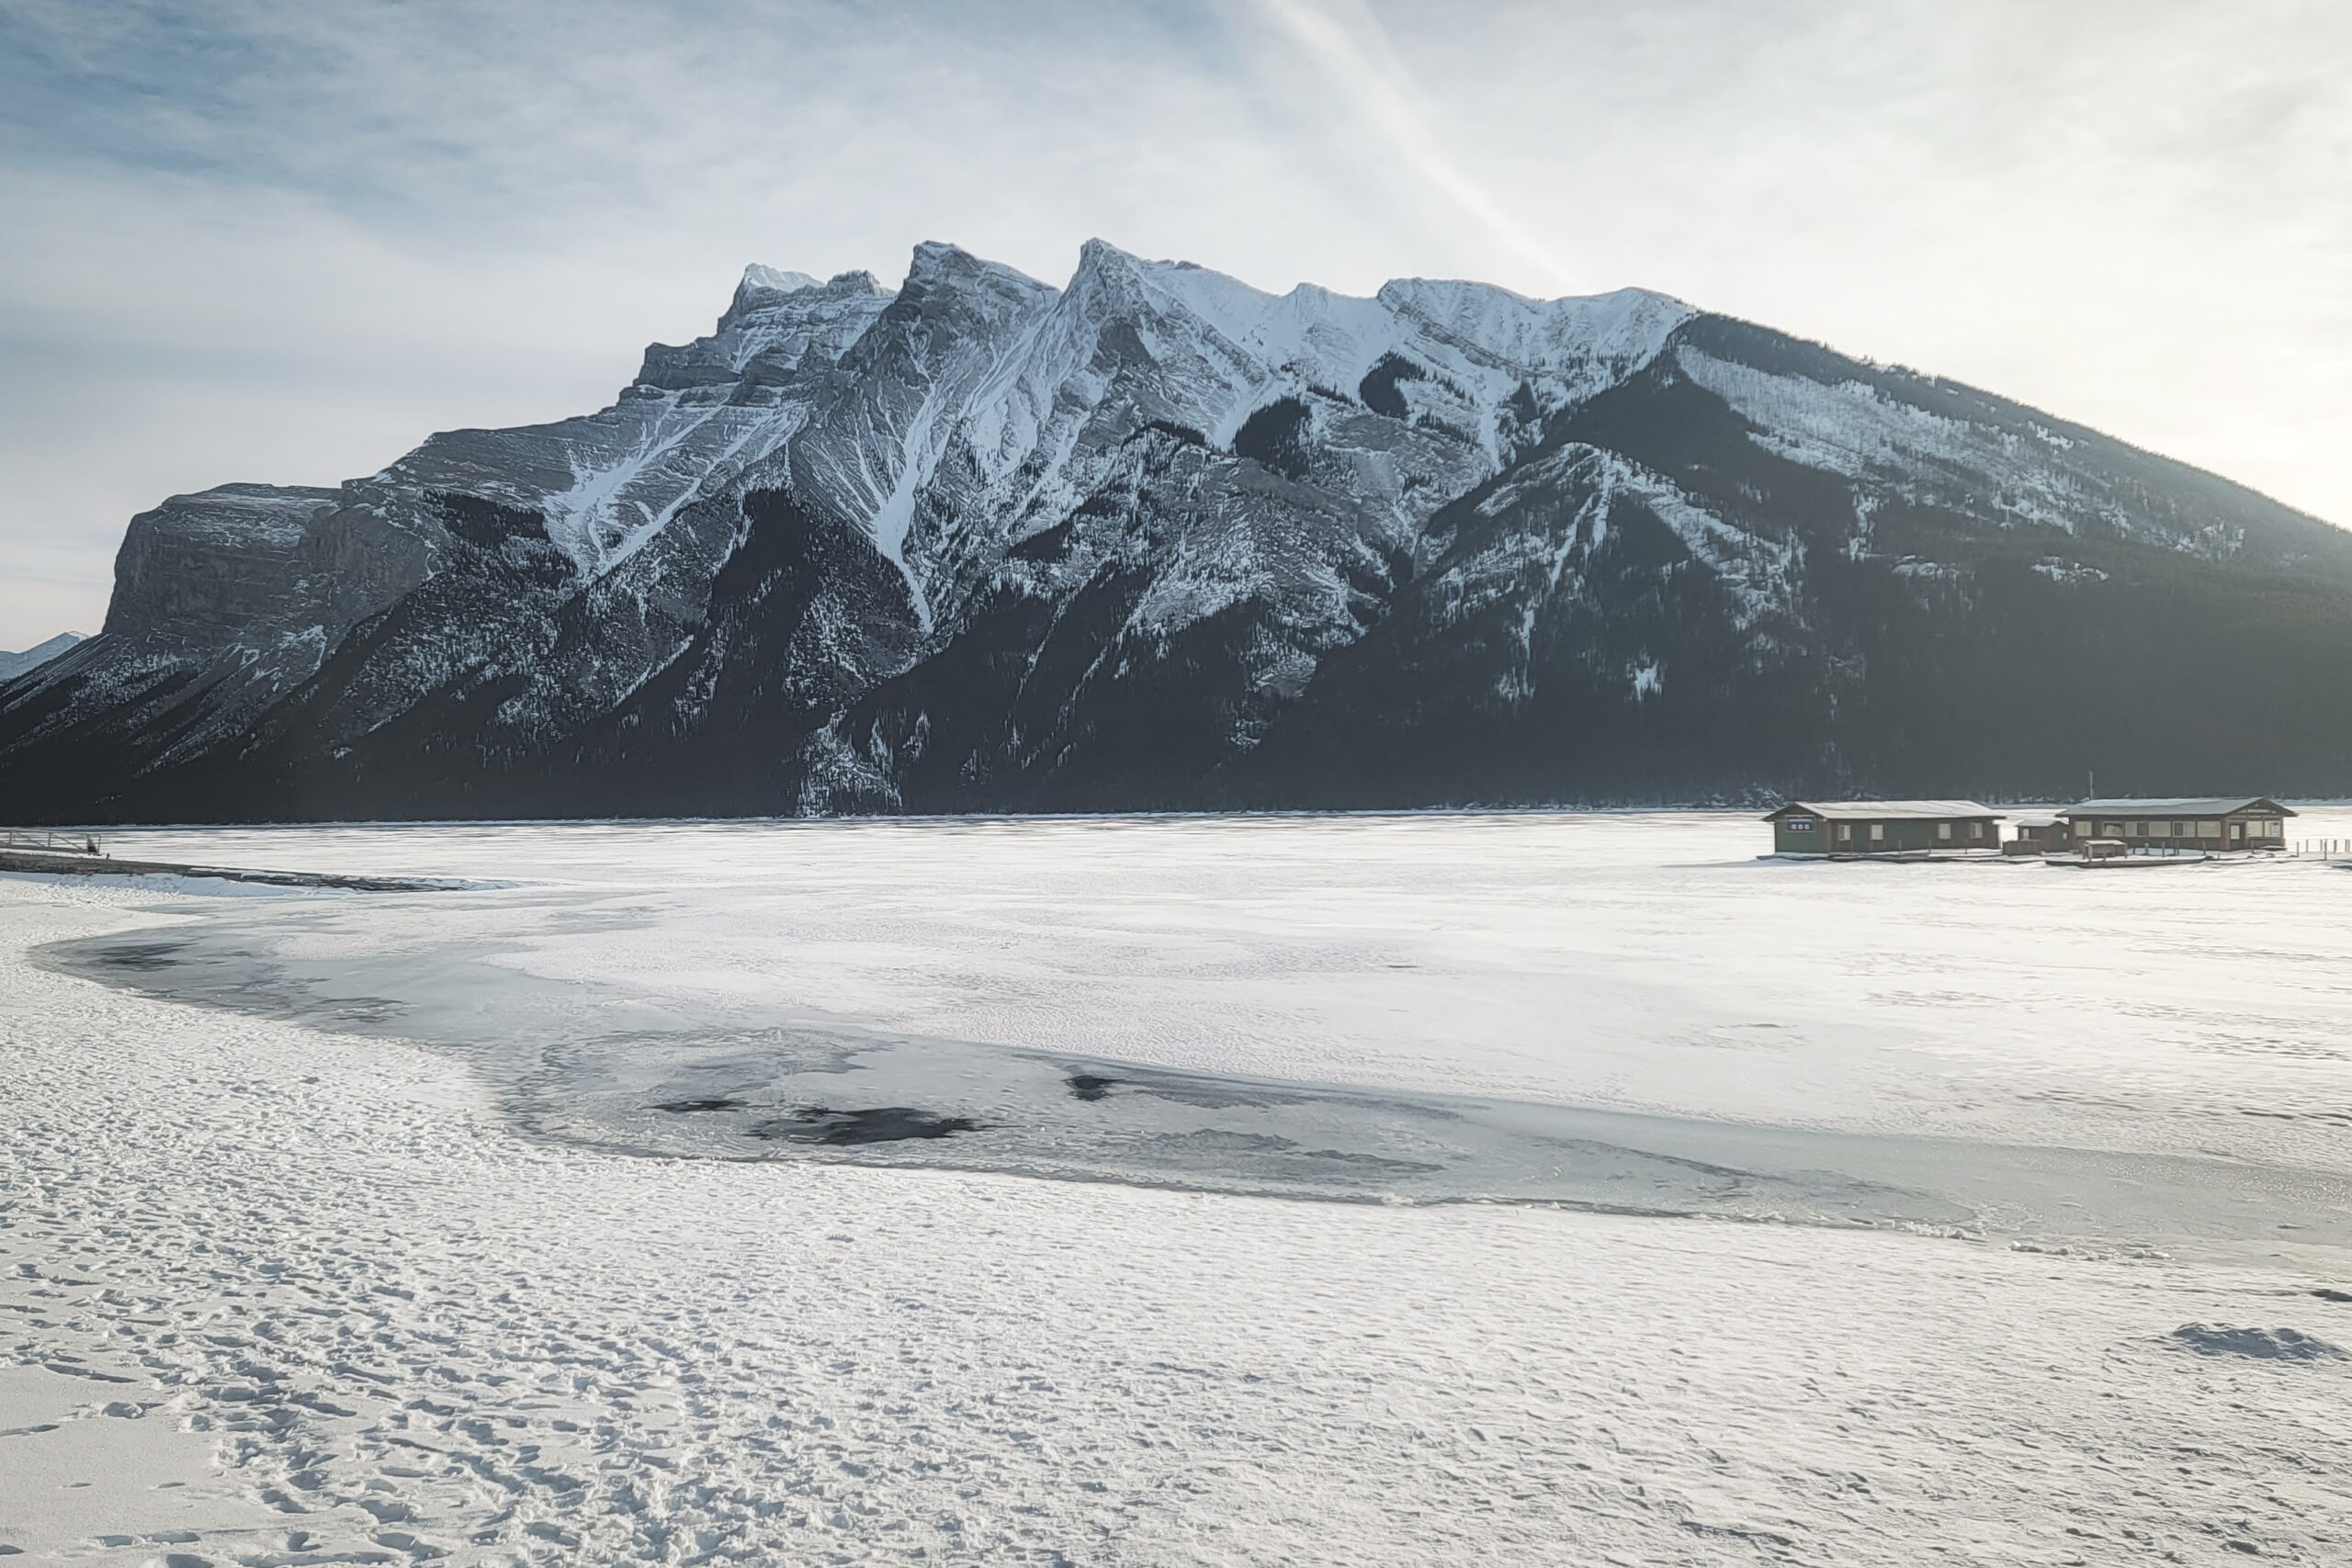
[
  {"x1": 8, "y1": 891, "x2": 2352, "y2": 1565},
  {"x1": 0, "y1": 932, "x2": 1138, "y2": 1562}
]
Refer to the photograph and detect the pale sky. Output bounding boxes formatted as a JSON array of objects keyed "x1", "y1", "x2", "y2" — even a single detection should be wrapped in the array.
[{"x1": 4, "y1": 0, "x2": 2347, "y2": 649}]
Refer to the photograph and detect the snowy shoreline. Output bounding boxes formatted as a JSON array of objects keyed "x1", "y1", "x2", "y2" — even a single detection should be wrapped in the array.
[{"x1": 8, "y1": 820, "x2": 2352, "y2": 1562}]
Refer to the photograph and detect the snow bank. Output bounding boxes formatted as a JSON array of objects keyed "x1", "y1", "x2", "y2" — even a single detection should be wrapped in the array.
[
  {"x1": 2, "y1": 887, "x2": 2346, "y2": 1564},
  {"x1": 8, "y1": 817, "x2": 2352, "y2": 1562}
]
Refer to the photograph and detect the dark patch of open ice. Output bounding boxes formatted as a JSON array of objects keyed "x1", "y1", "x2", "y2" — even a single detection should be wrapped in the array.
[
  {"x1": 90, "y1": 940, "x2": 189, "y2": 972},
  {"x1": 752, "y1": 1107, "x2": 984, "y2": 1145}
]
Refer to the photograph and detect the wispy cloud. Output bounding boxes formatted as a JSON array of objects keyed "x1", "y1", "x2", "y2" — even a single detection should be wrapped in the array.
[{"x1": 1237, "y1": 0, "x2": 1577, "y2": 291}]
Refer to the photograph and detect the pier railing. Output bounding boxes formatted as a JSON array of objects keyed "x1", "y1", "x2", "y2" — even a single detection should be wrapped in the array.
[{"x1": 1, "y1": 829, "x2": 101, "y2": 855}]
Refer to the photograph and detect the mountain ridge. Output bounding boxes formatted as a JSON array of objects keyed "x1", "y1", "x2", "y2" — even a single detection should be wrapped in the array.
[
  {"x1": 0, "y1": 632, "x2": 85, "y2": 684},
  {"x1": 5, "y1": 240, "x2": 2350, "y2": 825}
]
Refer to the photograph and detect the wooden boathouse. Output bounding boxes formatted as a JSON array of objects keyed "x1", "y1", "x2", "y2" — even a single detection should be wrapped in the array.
[
  {"x1": 1764, "y1": 801, "x2": 2003, "y2": 857},
  {"x1": 2003, "y1": 816, "x2": 2068, "y2": 855},
  {"x1": 2056, "y1": 798, "x2": 2293, "y2": 852}
]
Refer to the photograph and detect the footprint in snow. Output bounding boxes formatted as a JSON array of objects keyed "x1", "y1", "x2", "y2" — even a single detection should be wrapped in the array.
[{"x1": 2169, "y1": 1324, "x2": 2347, "y2": 1360}]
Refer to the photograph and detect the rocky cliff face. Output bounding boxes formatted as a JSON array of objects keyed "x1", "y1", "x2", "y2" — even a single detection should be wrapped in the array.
[{"x1": 6, "y1": 241, "x2": 2352, "y2": 823}]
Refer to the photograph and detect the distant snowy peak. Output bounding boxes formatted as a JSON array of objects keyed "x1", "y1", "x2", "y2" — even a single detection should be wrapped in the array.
[
  {"x1": 0, "y1": 631, "x2": 84, "y2": 683},
  {"x1": 639, "y1": 267, "x2": 895, "y2": 392},
  {"x1": 739, "y1": 263, "x2": 821, "y2": 296}
]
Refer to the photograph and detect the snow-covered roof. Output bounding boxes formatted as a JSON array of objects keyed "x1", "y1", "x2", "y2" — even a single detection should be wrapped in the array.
[
  {"x1": 2062, "y1": 797, "x2": 2292, "y2": 817},
  {"x1": 1765, "y1": 800, "x2": 2001, "y2": 821}
]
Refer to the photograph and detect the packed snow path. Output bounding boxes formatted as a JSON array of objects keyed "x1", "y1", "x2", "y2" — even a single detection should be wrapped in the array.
[{"x1": 6, "y1": 873, "x2": 2352, "y2": 1563}]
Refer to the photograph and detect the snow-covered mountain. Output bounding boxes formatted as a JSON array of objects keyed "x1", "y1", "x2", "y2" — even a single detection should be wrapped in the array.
[
  {"x1": 0, "y1": 632, "x2": 83, "y2": 683},
  {"x1": 6, "y1": 241, "x2": 2352, "y2": 823}
]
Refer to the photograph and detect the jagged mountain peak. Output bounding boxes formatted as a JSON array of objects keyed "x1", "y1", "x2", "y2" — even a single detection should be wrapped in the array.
[
  {"x1": 0, "y1": 631, "x2": 85, "y2": 684},
  {"x1": 898, "y1": 242, "x2": 1055, "y2": 305},
  {"x1": 1063, "y1": 238, "x2": 1371, "y2": 345},
  {"x1": 739, "y1": 263, "x2": 821, "y2": 295},
  {"x1": 840, "y1": 245, "x2": 1059, "y2": 389},
  {"x1": 1374, "y1": 277, "x2": 1692, "y2": 376},
  {"x1": 823, "y1": 268, "x2": 892, "y2": 294},
  {"x1": 634, "y1": 265, "x2": 898, "y2": 397},
  {"x1": 1046, "y1": 243, "x2": 1695, "y2": 457},
  {"x1": 721, "y1": 264, "x2": 888, "y2": 324}
]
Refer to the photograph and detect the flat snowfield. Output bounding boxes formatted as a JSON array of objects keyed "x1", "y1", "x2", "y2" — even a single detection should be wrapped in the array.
[{"x1": 6, "y1": 813, "x2": 2352, "y2": 1564}]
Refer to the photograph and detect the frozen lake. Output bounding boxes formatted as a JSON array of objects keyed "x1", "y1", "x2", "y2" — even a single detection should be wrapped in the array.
[
  {"x1": 6, "y1": 810, "x2": 2352, "y2": 1562},
  {"x1": 51, "y1": 810, "x2": 2352, "y2": 1254}
]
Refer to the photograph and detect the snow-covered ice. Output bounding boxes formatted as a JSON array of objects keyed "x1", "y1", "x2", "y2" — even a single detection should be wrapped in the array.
[{"x1": 6, "y1": 811, "x2": 2352, "y2": 1563}]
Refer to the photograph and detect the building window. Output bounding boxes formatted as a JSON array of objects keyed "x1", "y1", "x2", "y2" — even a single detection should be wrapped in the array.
[
  {"x1": 1836, "y1": 823, "x2": 1853, "y2": 842},
  {"x1": 2230, "y1": 821, "x2": 2245, "y2": 840},
  {"x1": 1786, "y1": 818, "x2": 1815, "y2": 832},
  {"x1": 1938, "y1": 822, "x2": 1953, "y2": 841},
  {"x1": 1967, "y1": 821, "x2": 1984, "y2": 839},
  {"x1": 2202, "y1": 820, "x2": 2221, "y2": 838},
  {"x1": 1869, "y1": 823, "x2": 1885, "y2": 843},
  {"x1": 2104, "y1": 822, "x2": 2123, "y2": 837},
  {"x1": 2172, "y1": 820, "x2": 2189, "y2": 836}
]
